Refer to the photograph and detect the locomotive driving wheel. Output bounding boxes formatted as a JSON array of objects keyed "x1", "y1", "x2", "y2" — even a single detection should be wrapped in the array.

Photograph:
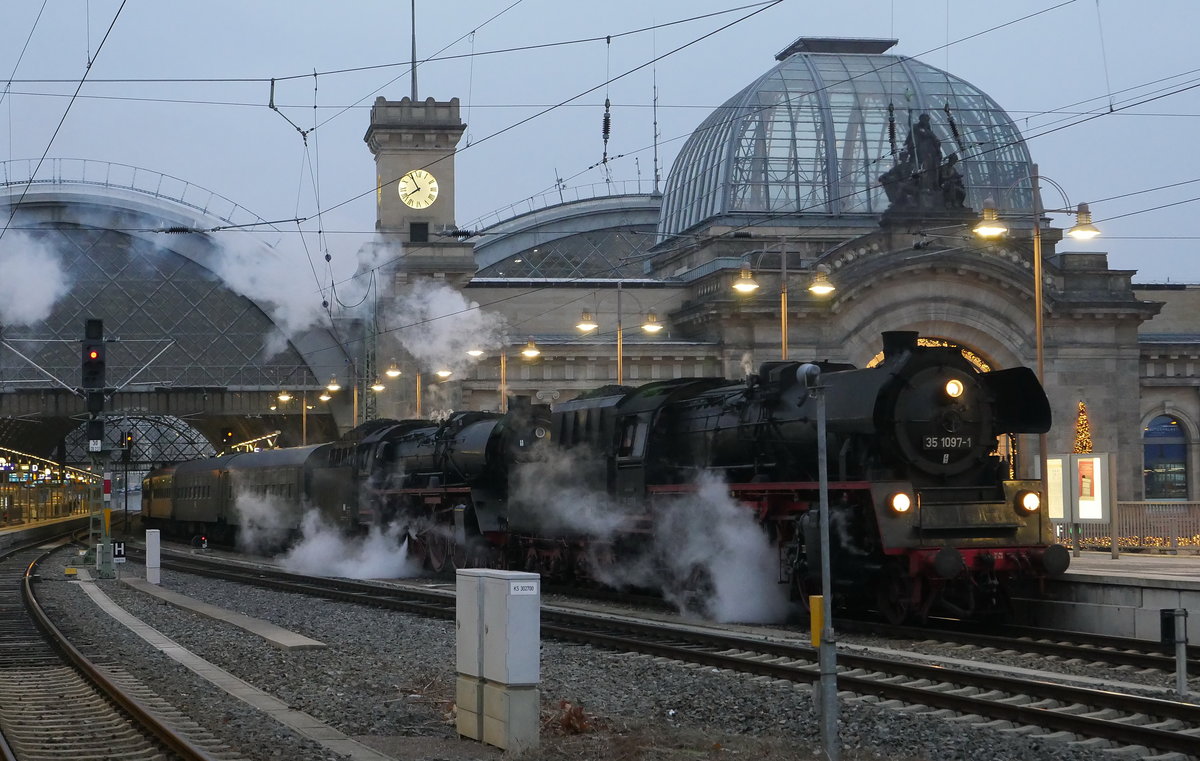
[{"x1": 876, "y1": 561, "x2": 915, "y2": 625}]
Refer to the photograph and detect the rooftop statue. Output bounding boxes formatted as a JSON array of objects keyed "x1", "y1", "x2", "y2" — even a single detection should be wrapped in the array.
[{"x1": 879, "y1": 112, "x2": 973, "y2": 223}]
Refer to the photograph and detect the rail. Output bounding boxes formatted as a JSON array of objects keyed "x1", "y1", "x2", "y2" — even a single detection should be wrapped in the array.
[
  {"x1": 1054, "y1": 501, "x2": 1200, "y2": 553},
  {"x1": 460, "y1": 179, "x2": 656, "y2": 232},
  {"x1": 0, "y1": 158, "x2": 274, "y2": 230}
]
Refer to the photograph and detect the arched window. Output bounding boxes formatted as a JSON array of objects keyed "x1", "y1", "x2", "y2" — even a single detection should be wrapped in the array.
[{"x1": 1143, "y1": 415, "x2": 1189, "y2": 500}]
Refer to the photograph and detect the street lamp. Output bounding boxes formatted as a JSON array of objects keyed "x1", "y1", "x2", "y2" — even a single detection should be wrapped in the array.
[
  {"x1": 973, "y1": 164, "x2": 1100, "y2": 496},
  {"x1": 973, "y1": 164, "x2": 1101, "y2": 386},
  {"x1": 733, "y1": 243, "x2": 836, "y2": 360},
  {"x1": 414, "y1": 368, "x2": 454, "y2": 417},
  {"x1": 385, "y1": 361, "x2": 402, "y2": 378},
  {"x1": 467, "y1": 341, "x2": 543, "y2": 414},
  {"x1": 573, "y1": 288, "x2": 664, "y2": 384}
]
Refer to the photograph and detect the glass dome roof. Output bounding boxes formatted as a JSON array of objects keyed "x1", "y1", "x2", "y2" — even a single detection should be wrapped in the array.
[{"x1": 657, "y1": 38, "x2": 1034, "y2": 241}]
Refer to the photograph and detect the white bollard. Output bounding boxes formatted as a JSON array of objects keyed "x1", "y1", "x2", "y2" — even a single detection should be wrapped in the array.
[{"x1": 145, "y1": 529, "x2": 161, "y2": 585}]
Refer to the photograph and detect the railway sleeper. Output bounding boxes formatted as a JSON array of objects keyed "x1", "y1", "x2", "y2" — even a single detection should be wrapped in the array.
[
  {"x1": 1132, "y1": 717, "x2": 1186, "y2": 731},
  {"x1": 1065, "y1": 737, "x2": 1117, "y2": 751},
  {"x1": 1024, "y1": 698, "x2": 1063, "y2": 709},
  {"x1": 993, "y1": 693, "x2": 1035, "y2": 706},
  {"x1": 993, "y1": 724, "x2": 1045, "y2": 737},
  {"x1": 1049, "y1": 702, "x2": 1091, "y2": 715},
  {"x1": 972, "y1": 719, "x2": 1017, "y2": 730},
  {"x1": 970, "y1": 689, "x2": 1011, "y2": 701}
]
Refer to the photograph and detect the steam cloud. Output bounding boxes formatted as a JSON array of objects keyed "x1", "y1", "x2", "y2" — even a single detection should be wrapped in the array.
[
  {"x1": 232, "y1": 487, "x2": 420, "y2": 579},
  {"x1": 232, "y1": 491, "x2": 304, "y2": 554},
  {"x1": 511, "y1": 449, "x2": 791, "y2": 624},
  {"x1": 279, "y1": 510, "x2": 420, "y2": 579},
  {"x1": 0, "y1": 232, "x2": 70, "y2": 325},
  {"x1": 384, "y1": 278, "x2": 507, "y2": 376},
  {"x1": 209, "y1": 234, "x2": 328, "y2": 357}
]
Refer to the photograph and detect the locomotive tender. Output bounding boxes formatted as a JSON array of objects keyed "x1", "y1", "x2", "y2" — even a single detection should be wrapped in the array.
[{"x1": 145, "y1": 331, "x2": 1068, "y2": 623}]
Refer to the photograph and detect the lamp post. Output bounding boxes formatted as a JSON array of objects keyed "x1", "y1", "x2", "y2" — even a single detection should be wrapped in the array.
[
  {"x1": 327, "y1": 373, "x2": 374, "y2": 428},
  {"x1": 974, "y1": 165, "x2": 1099, "y2": 381},
  {"x1": 575, "y1": 287, "x2": 662, "y2": 385},
  {"x1": 465, "y1": 340, "x2": 540, "y2": 414},
  {"x1": 800, "y1": 363, "x2": 839, "y2": 761},
  {"x1": 733, "y1": 241, "x2": 836, "y2": 361},
  {"x1": 974, "y1": 164, "x2": 1100, "y2": 528}
]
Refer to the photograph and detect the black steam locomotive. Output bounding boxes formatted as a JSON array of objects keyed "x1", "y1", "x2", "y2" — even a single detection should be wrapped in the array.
[{"x1": 144, "y1": 331, "x2": 1068, "y2": 623}]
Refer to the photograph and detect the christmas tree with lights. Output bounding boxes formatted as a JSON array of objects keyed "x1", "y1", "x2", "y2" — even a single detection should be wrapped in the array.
[{"x1": 1073, "y1": 400, "x2": 1092, "y2": 454}]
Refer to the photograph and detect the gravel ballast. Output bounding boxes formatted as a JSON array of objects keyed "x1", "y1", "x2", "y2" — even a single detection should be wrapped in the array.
[{"x1": 30, "y1": 551, "x2": 1139, "y2": 761}]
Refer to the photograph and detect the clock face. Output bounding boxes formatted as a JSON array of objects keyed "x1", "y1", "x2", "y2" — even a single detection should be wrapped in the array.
[{"x1": 398, "y1": 169, "x2": 439, "y2": 209}]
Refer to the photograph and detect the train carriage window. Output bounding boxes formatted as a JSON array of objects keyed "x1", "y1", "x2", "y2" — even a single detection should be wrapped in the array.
[{"x1": 1144, "y1": 415, "x2": 1189, "y2": 500}]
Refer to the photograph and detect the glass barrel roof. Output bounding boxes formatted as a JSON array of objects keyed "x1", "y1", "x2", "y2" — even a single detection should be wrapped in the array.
[
  {"x1": 474, "y1": 227, "x2": 653, "y2": 278},
  {"x1": 0, "y1": 221, "x2": 316, "y2": 390},
  {"x1": 657, "y1": 40, "x2": 1034, "y2": 241}
]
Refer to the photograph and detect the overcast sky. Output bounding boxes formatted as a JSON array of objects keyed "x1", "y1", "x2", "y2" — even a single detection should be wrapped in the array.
[{"x1": 2, "y1": 0, "x2": 1198, "y2": 286}]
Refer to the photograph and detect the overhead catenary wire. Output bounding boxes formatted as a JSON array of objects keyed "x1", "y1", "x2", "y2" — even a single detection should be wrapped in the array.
[
  {"x1": 0, "y1": 0, "x2": 128, "y2": 245},
  {"x1": 11, "y1": 0, "x2": 1200, "y2": 357}
]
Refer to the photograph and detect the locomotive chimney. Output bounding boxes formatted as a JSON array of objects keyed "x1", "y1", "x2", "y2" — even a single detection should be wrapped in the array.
[{"x1": 881, "y1": 331, "x2": 919, "y2": 364}]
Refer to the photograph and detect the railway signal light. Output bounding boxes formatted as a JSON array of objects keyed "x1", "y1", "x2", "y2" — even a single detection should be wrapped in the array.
[
  {"x1": 81, "y1": 319, "x2": 105, "y2": 389},
  {"x1": 222, "y1": 428, "x2": 234, "y2": 442}
]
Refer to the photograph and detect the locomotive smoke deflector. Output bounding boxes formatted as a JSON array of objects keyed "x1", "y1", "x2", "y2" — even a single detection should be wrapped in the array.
[{"x1": 979, "y1": 366, "x2": 1052, "y2": 433}]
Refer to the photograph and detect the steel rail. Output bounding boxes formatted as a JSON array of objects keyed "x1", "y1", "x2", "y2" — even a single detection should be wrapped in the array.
[
  {"x1": 136, "y1": 546, "x2": 1200, "y2": 756},
  {"x1": 11, "y1": 543, "x2": 225, "y2": 761}
]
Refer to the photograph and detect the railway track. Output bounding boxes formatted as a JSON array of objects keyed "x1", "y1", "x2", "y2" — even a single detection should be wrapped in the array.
[
  {"x1": 136, "y1": 546, "x2": 1200, "y2": 758},
  {"x1": 0, "y1": 538, "x2": 242, "y2": 761},
  {"x1": 846, "y1": 619, "x2": 1200, "y2": 673}
]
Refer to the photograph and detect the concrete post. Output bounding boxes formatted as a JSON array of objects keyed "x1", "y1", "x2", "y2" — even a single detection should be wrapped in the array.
[{"x1": 146, "y1": 529, "x2": 161, "y2": 585}]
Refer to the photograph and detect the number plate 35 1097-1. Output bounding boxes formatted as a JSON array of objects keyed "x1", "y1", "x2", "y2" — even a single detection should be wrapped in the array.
[{"x1": 922, "y1": 436, "x2": 973, "y2": 450}]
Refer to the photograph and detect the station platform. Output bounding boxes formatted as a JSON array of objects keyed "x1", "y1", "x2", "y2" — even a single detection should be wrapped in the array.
[
  {"x1": 1016, "y1": 549, "x2": 1200, "y2": 642},
  {"x1": 1065, "y1": 550, "x2": 1200, "y2": 585},
  {"x1": 0, "y1": 514, "x2": 91, "y2": 551}
]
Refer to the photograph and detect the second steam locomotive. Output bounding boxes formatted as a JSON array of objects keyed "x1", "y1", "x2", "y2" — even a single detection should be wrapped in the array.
[{"x1": 144, "y1": 331, "x2": 1068, "y2": 623}]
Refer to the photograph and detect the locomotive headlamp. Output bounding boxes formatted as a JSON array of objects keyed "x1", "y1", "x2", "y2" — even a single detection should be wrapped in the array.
[
  {"x1": 888, "y1": 492, "x2": 912, "y2": 513},
  {"x1": 944, "y1": 379, "x2": 964, "y2": 398},
  {"x1": 1017, "y1": 490, "x2": 1041, "y2": 513}
]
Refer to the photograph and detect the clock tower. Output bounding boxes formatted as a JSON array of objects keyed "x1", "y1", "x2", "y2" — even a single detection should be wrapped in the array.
[{"x1": 364, "y1": 96, "x2": 475, "y2": 284}]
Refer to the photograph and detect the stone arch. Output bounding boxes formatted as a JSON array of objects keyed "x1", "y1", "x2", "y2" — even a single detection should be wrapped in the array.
[{"x1": 831, "y1": 285, "x2": 1031, "y2": 372}]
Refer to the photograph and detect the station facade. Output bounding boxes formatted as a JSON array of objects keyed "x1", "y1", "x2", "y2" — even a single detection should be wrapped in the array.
[
  {"x1": 368, "y1": 37, "x2": 1197, "y2": 502},
  {"x1": 2, "y1": 37, "x2": 1195, "y2": 504}
]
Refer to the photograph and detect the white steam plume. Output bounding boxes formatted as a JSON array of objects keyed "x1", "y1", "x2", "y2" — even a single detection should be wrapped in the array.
[
  {"x1": 279, "y1": 510, "x2": 421, "y2": 579},
  {"x1": 384, "y1": 278, "x2": 507, "y2": 375},
  {"x1": 209, "y1": 234, "x2": 327, "y2": 357},
  {"x1": 0, "y1": 232, "x2": 70, "y2": 325},
  {"x1": 232, "y1": 490, "x2": 303, "y2": 554},
  {"x1": 510, "y1": 449, "x2": 791, "y2": 624},
  {"x1": 654, "y1": 473, "x2": 791, "y2": 623}
]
